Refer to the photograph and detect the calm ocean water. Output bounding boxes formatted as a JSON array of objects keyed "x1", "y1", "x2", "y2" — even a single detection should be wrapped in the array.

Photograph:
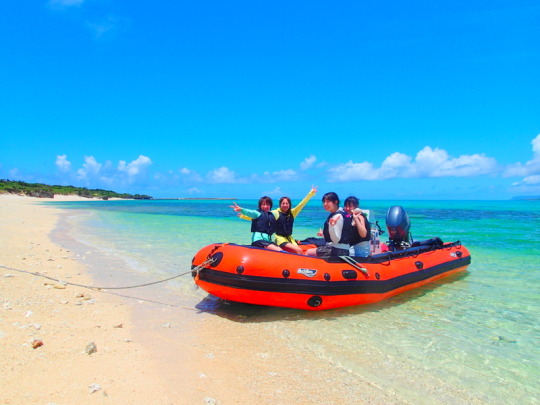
[{"x1": 47, "y1": 198, "x2": 539, "y2": 404}]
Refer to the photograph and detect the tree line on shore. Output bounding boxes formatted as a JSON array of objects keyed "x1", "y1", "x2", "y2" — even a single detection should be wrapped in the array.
[{"x1": 0, "y1": 180, "x2": 153, "y2": 200}]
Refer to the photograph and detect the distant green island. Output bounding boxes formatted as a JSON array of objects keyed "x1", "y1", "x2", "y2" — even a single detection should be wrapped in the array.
[{"x1": 0, "y1": 180, "x2": 153, "y2": 200}]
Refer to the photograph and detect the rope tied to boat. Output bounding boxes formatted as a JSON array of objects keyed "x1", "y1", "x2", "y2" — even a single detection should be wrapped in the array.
[
  {"x1": 0, "y1": 263, "x2": 204, "y2": 309},
  {"x1": 0, "y1": 264, "x2": 194, "y2": 290},
  {"x1": 191, "y1": 257, "x2": 215, "y2": 280},
  {"x1": 0, "y1": 243, "x2": 227, "y2": 297},
  {"x1": 192, "y1": 243, "x2": 228, "y2": 280}
]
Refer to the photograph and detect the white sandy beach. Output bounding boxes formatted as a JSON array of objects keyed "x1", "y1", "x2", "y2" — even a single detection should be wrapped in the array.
[{"x1": 0, "y1": 194, "x2": 399, "y2": 404}]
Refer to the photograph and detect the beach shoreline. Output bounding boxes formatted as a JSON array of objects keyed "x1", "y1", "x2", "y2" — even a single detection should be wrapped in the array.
[
  {"x1": 0, "y1": 194, "x2": 400, "y2": 404},
  {"x1": 0, "y1": 194, "x2": 176, "y2": 403}
]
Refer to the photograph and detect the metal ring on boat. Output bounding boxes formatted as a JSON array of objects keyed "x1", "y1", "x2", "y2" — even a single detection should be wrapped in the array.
[
  {"x1": 282, "y1": 269, "x2": 290, "y2": 278},
  {"x1": 236, "y1": 265, "x2": 244, "y2": 274},
  {"x1": 210, "y1": 252, "x2": 224, "y2": 267}
]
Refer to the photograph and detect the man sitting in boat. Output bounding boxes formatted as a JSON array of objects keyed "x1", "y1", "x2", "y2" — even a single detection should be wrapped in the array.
[
  {"x1": 230, "y1": 197, "x2": 283, "y2": 252},
  {"x1": 305, "y1": 192, "x2": 358, "y2": 257}
]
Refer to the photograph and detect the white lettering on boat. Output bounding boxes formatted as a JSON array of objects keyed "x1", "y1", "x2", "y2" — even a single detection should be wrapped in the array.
[{"x1": 297, "y1": 268, "x2": 317, "y2": 278}]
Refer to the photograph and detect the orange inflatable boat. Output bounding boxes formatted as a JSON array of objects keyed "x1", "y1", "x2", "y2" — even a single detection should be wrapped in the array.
[
  {"x1": 191, "y1": 238, "x2": 470, "y2": 310},
  {"x1": 192, "y1": 206, "x2": 471, "y2": 310}
]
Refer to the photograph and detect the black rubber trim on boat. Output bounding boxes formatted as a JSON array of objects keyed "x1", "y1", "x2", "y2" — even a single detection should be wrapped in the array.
[{"x1": 194, "y1": 256, "x2": 471, "y2": 296}]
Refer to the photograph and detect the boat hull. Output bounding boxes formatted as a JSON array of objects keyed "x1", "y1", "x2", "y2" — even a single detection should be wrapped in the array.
[{"x1": 192, "y1": 241, "x2": 471, "y2": 310}]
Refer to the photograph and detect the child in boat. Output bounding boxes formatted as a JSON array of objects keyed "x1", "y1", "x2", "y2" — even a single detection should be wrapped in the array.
[
  {"x1": 272, "y1": 186, "x2": 317, "y2": 254},
  {"x1": 305, "y1": 192, "x2": 356, "y2": 257},
  {"x1": 230, "y1": 197, "x2": 283, "y2": 252},
  {"x1": 343, "y1": 196, "x2": 371, "y2": 257}
]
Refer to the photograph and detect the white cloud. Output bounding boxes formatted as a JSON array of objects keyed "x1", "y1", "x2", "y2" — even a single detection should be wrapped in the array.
[
  {"x1": 328, "y1": 161, "x2": 377, "y2": 182},
  {"x1": 300, "y1": 155, "x2": 317, "y2": 170},
  {"x1": 504, "y1": 164, "x2": 527, "y2": 177},
  {"x1": 77, "y1": 156, "x2": 102, "y2": 180},
  {"x1": 503, "y1": 133, "x2": 540, "y2": 178},
  {"x1": 433, "y1": 152, "x2": 497, "y2": 177},
  {"x1": 414, "y1": 147, "x2": 449, "y2": 176},
  {"x1": 271, "y1": 169, "x2": 299, "y2": 182},
  {"x1": 251, "y1": 169, "x2": 301, "y2": 183},
  {"x1": 520, "y1": 175, "x2": 540, "y2": 185},
  {"x1": 69, "y1": 155, "x2": 152, "y2": 186},
  {"x1": 327, "y1": 146, "x2": 498, "y2": 182},
  {"x1": 187, "y1": 187, "x2": 203, "y2": 195},
  {"x1": 48, "y1": 0, "x2": 84, "y2": 7},
  {"x1": 55, "y1": 155, "x2": 71, "y2": 172},
  {"x1": 118, "y1": 155, "x2": 152, "y2": 182},
  {"x1": 533, "y1": 133, "x2": 540, "y2": 155},
  {"x1": 179, "y1": 167, "x2": 202, "y2": 182},
  {"x1": 379, "y1": 152, "x2": 413, "y2": 178},
  {"x1": 48, "y1": 0, "x2": 120, "y2": 41},
  {"x1": 87, "y1": 15, "x2": 119, "y2": 39},
  {"x1": 207, "y1": 167, "x2": 239, "y2": 184},
  {"x1": 265, "y1": 187, "x2": 283, "y2": 197}
]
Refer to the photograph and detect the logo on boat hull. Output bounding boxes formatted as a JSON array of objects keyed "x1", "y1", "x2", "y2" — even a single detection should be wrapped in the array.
[{"x1": 297, "y1": 268, "x2": 317, "y2": 278}]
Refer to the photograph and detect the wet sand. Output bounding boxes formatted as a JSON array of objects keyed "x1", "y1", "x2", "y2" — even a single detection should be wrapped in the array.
[{"x1": 0, "y1": 194, "x2": 399, "y2": 404}]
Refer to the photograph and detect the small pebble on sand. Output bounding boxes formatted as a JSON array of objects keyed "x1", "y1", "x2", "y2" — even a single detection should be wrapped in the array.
[{"x1": 85, "y1": 342, "x2": 97, "y2": 355}]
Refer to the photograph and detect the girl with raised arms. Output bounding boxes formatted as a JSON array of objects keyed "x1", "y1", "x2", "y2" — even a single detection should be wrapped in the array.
[
  {"x1": 231, "y1": 186, "x2": 317, "y2": 254},
  {"x1": 231, "y1": 196, "x2": 282, "y2": 251},
  {"x1": 273, "y1": 186, "x2": 317, "y2": 254}
]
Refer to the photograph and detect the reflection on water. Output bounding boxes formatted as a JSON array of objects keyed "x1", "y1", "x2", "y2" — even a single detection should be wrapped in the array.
[{"x1": 47, "y1": 199, "x2": 540, "y2": 404}]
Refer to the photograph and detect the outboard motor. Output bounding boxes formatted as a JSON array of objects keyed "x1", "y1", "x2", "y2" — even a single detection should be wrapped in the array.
[{"x1": 386, "y1": 206, "x2": 412, "y2": 250}]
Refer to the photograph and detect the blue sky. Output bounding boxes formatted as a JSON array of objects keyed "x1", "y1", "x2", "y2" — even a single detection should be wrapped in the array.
[{"x1": 1, "y1": 0, "x2": 539, "y2": 200}]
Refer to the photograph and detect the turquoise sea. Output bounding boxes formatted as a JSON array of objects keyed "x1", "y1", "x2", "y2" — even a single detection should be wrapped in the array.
[{"x1": 47, "y1": 199, "x2": 539, "y2": 404}]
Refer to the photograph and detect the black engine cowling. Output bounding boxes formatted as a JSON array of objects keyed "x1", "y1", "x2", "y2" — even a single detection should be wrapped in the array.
[{"x1": 386, "y1": 206, "x2": 411, "y2": 249}]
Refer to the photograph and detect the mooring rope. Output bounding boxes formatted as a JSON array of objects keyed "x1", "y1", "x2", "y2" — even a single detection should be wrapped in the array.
[
  {"x1": 0, "y1": 244, "x2": 221, "y2": 307},
  {"x1": 0, "y1": 263, "x2": 201, "y2": 290},
  {"x1": 0, "y1": 260, "x2": 213, "y2": 308}
]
